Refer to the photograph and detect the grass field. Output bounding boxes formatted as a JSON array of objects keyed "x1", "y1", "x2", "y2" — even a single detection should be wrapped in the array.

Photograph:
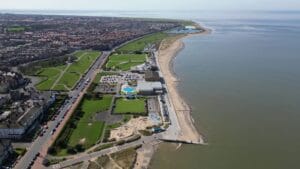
[
  {"x1": 66, "y1": 95, "x2": 112, "y2": 149},
  {"x1": 7, "y1": 26, "x2": 26, "y2": 32},
  {"x1": 52, "y1": 84, "x2": 68, "y2": 91},
  {"x1": 56, "y1": 72, "x2": 81, "y2": 89},
  {"x1": 35, "y1": 50, "x2": 100, "y2": 91},
  {"x1": 55, "y1": 51, "x2": 100, "y2": 90},
  {"x1": 114, "y1": 98, "x2": 146, "y2": 114},
  {"x1": 67, "y1": 51, "x2": 99, "y2": 74},
  {"x1": 35, "y1": 68, "x2": 61, "y2": 91},
  {"x1": 117, "y1": 32, "x2": 168, "y2": 53},
  {"x1": 106, "y1": 54, "x2": 146, "y2": 71}
]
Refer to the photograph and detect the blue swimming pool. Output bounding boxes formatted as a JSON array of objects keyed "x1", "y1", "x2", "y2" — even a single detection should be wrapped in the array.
[{"x1": 123, "y1": 87, "x2": 135, "y2": 93}]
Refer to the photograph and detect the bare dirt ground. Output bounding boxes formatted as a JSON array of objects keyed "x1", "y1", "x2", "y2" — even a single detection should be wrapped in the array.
[{"x1": 110, "y1": 117, "x2": 154, "y2": 141}]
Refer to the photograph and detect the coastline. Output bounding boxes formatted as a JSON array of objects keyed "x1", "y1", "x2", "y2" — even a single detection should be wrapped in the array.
[
  {"x1": 158, "y1": 26, "x2": 211, "y2": 143},
  {"x1": 135, "y1": 25, "x2": 211, "y2": 169}
]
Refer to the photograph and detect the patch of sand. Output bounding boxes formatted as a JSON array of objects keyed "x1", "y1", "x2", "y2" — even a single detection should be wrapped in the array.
[
  {"x1": 79, "y1": 138, "x2": 86, "y2": 144},
  {"x1": 110, "y1": 117, "x2": 154, "y2": 141}
]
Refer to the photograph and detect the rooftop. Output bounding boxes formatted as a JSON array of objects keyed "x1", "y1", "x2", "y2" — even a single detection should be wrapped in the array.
[{"x1": 137, "y1": 81, "x2": 163, "y2": 92}]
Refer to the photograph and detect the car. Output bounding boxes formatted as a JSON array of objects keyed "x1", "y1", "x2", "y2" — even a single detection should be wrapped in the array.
[
  {"x1": 56, "y1": 123, "x2": 60, "y2": 128},
  {"x1": 33, "y1": 155, "x2": 38, "y2": 160},
  {"x1": 51, "y1": 129, "x2": 56, "y2": 135}
]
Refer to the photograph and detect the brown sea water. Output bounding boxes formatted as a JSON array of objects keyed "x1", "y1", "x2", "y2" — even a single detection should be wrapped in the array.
[{"x1": 150, "y1": 13, "x2": 300, "y2": 169}]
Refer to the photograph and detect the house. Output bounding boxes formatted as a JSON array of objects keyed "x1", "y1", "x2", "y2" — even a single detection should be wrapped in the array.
[
  {"x1": 0, "y1": 92, "x2": 55, "y2": 139},
  {"x1": 0, "y1": 95, "x2": 9, "y2": 108},
  {"x1": 185, "y1": 25, "x2": 196, "y2": 30},
  {"x1": 0, "y1": 139, "x2": 13, "y2": 166}
]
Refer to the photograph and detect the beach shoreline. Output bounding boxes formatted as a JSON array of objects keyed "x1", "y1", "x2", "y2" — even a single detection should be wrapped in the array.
[{"x1": 158, "y1": 25, "x2": 211, "y2": 143}]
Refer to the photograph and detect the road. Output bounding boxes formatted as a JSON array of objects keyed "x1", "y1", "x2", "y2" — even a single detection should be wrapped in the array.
[
  {"x1": 153, "y1": 50, "x2": 181, "y2": 141},
  {"x1": 14, "y1": 51, "x2": 111, "y2": 169},
  {"x1": 49, "y1": 135, "x2": 160, "y2": 169}
]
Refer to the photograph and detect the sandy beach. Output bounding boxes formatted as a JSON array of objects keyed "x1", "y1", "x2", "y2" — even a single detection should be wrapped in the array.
[{"x1": 158, "y1": 26, "x2": 211, "y2": 143}]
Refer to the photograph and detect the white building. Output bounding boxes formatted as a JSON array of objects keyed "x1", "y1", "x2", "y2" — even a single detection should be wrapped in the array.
[
  {"x1": 185, "y1": 25, "x2": 196, "y2": 30},
  {"x1": 137, "y1": 81, "x2": 163, "y2": 95}
]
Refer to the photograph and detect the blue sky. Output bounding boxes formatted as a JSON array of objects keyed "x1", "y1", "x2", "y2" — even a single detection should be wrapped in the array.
[{"x1": 1, "y1": 0, "x2": 300, "y2": 11}]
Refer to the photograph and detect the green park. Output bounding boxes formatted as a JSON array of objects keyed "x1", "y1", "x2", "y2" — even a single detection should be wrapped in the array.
[
  {"x1": 50, "y1": 95, "x2": 112, "y2": 156},
  {"x1": 105, "y1": 54, "x2": 146, "y2": 71},
  {"x1": 114, "y1": 98, "x2": 146, "y2": 115},
  {"x1": 117, "y1": 32, "x2": 168, "y2": 53},
  {"x1": 35, "y1": 50, "x2": 100, "y2": 91}
]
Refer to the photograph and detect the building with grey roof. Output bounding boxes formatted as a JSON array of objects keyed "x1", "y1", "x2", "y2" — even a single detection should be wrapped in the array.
[
  {"x1": 145, "y1": 70, "x2": 160, "y2": 82},
  {"x1": 137, "y1": 81, "x2": 163, "y2": 95},
  {"x1": 0, "y1": 92, "x2": 55, "y2": 139},
  {"x1": 0, "y1": 139, "x2": 12, "y2": 166}
]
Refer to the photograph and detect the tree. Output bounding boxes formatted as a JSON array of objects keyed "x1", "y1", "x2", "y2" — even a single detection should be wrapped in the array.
[
  {"x1": 75, "y1": 144, "x2": 85, "y2": 152},
  {"x1": 47, "y1": 146, "x2": 57, "y2": 155},
  {"x1": 67, "y1": 147, "x2": 76, "y2": 154}
]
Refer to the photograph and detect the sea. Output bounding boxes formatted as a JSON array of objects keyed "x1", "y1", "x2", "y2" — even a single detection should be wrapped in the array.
[{"x1": 3, "y1": 10, "x2": 300, "y2": 169}]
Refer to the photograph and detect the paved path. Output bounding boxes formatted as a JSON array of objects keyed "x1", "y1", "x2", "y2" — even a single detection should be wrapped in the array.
[
  {"x1": 81, "y1": 161, "x2": 90, "y2": 169},
  {"x1": 48, "y1": 135, "x2": 159, "y2": 169},
  {"x1": 51, "y1": 52, "x2": 89, "y2": 90},
  {"x1": 50, "y1": 63, "x2": 71, "y2": 90},
  {"x1": 153, "y1": 50, "x2": 181, "y2": 141}
]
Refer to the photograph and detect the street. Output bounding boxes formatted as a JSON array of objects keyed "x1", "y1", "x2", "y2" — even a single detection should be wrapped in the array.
[{"x1": 49, "y1": 135, "x2": 160, "y2": 169}]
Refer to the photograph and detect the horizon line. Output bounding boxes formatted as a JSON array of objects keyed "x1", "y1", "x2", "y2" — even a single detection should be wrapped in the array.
[{"x1": 1, "y1": 9, "x2": 300, "y2": 12}]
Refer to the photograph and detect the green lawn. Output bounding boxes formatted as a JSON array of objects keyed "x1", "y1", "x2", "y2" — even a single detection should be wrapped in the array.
[
  {"x1": 67, "y1": 51, "x2": 99, "y2": 74},
  {"x1": 74, "y1": 51, "x2": 86, "y2": 58},
  {"x1": 35, "y1": 68, "x2": 61, "y2": 91},
  {"x1": 68, "y1": 121, "x2": 105, "y2": 149},
  {"x1": 67, "y1": 95, "x2": 112, "y2": 148},
  {"x1": 80, "y1": 96, "x2": 113, "y2": 121},
  {"x1": 55, "y1": 51, "x2": 100, "y2": 90},
  {"x1": 56, "y1": 72, "x2": 80, "y2": 89},
  {"x1": 52, "y1": 84, "x2": 68, "y2": 91},
  {"x1": 35, "y1": 50, "x2": 101, "y2": 91},
  {"x1": 117, "y1": 32, "x2": 168, "y2": 53},
  {"x1": 106, "y1": 54, "x2": 146, "y2": 71},
  {"x1": 114, "y1": 98, "x2": 146, "y2": 114},
  {"x1": 56, "y1": 65, "x2": 67, "y2": 70}
]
